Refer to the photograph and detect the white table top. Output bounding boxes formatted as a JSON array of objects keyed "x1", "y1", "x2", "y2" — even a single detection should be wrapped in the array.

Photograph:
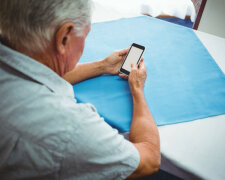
[{"x1": 159, "y1": 31, "x2": 225, "y2": 180}]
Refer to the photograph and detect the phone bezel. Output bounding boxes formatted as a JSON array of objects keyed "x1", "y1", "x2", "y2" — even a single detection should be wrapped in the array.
[{"x1": 119, "y1": 43, "x2": 145, "y2": 76}]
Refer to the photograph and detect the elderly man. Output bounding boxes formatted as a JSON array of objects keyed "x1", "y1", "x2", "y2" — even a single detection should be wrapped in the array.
[{"x1": 0, "y1": 0, "x2": 160, "y2": 179}]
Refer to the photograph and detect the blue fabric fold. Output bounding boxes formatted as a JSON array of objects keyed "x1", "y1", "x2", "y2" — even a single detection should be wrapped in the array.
[{"x1": 73, "y1": 16, "x2": 225, "y2": 132}]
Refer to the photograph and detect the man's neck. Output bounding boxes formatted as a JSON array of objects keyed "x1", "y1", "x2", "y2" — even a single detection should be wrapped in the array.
[{"x1": 26, "y1": 48, "x2": 65, "y2": 77}]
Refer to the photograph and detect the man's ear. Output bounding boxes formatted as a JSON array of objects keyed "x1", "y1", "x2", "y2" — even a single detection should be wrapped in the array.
[{"x1": 55, "y1": 22, "x2": 74, "y2": 55}]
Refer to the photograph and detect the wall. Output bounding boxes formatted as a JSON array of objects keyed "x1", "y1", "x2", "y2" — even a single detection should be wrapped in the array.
[{"x1": 198, "y1": 0, "x2": 225, "y2": 38}]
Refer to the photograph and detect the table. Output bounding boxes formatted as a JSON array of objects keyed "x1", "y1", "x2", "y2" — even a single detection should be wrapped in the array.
[
  {"x1": 159, "y1": 31, "x2": 225, "y2": 180},
  {"x1": 91, "y1": 5, "x2": 225, "y2": 178}
]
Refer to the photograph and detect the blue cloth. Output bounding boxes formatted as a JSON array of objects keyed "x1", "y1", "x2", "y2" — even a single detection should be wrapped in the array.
[{"x1": 73, "y1": 16, "x2": 225, "y2": 132}]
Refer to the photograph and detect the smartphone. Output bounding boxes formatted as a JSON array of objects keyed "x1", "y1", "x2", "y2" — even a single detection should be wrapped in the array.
[{"x1": 119, "y1": 43, "x2": 145, "y2": 76}]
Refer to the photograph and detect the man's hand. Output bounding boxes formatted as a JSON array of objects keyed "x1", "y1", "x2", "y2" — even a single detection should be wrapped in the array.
[
  {"x1": 63, "y1": 48, "x2": 129, "y2": 84},
  {"x1": 102, "y1": 48, "x2": 129, "y2": 75},
  {"x1": 128, "y1": 59, "x2": 147, "y2": 94}
]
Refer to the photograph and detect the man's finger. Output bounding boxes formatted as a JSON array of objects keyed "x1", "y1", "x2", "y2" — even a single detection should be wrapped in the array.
[
  {"x1": 131, "y1": 63, "x2": 137, "y2": 70},
  {"x1": 139, "y1": 58, "x2": 145, "y2": 69},
  {"x1": 138, "y1": 58, "x2": 144, "y2": 67},
  {"x1": 119, "y1": 47, "x2": 129, "y2": 56},
  {"x1": 119, "y1": 73, "x2": 128, "y2": 79}
]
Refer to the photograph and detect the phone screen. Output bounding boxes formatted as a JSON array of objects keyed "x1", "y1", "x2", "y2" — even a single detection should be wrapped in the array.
[{"x1": 121, "y1": 46, "x2": 144, "y2": 72}]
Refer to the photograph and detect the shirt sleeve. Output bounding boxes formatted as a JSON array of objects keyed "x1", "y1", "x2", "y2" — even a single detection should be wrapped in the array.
[{"x1": 59, "y1": 102, "x2": 140, "y2": 180}]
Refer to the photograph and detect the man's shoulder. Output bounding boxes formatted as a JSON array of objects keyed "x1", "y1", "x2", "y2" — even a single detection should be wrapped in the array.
[
  {"x1": 0, "y1": 68, "x2": 104, "y2": 178},
  {"x1": 0, "y1": 70, "x2": 98, "y2": 132},
  {"x1": 0, "y1": 64, "x2": 101, "y2": 140}
]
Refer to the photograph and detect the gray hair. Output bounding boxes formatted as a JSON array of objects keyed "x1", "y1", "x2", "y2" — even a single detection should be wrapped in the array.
[{"x1": 0, "y1": 0, "x2": 91, "y2": 53}]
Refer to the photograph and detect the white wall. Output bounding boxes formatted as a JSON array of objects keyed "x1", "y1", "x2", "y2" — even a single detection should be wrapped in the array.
[{"x1": 198, "y1": 0, "x2": 225, "y2": 38}]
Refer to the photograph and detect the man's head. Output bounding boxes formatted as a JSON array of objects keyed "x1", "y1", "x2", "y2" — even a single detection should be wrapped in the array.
[{"x1": 0, "y1": 0, "x2": 91, "y2": 76}]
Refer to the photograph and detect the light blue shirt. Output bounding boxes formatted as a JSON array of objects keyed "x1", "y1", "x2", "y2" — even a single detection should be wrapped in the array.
[{"x1": 0, "y1": 42, "x2": 140, "y2": 180}]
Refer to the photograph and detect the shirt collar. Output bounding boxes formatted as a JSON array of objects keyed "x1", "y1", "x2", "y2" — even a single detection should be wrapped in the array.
[{"x1": 0, "y1": 42, "x2": 74, "y2": 97}]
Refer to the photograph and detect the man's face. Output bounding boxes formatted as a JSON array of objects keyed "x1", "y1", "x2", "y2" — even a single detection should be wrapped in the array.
[{"x1": 64, "y1": 24, "x2": 91, "y2": 74}]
